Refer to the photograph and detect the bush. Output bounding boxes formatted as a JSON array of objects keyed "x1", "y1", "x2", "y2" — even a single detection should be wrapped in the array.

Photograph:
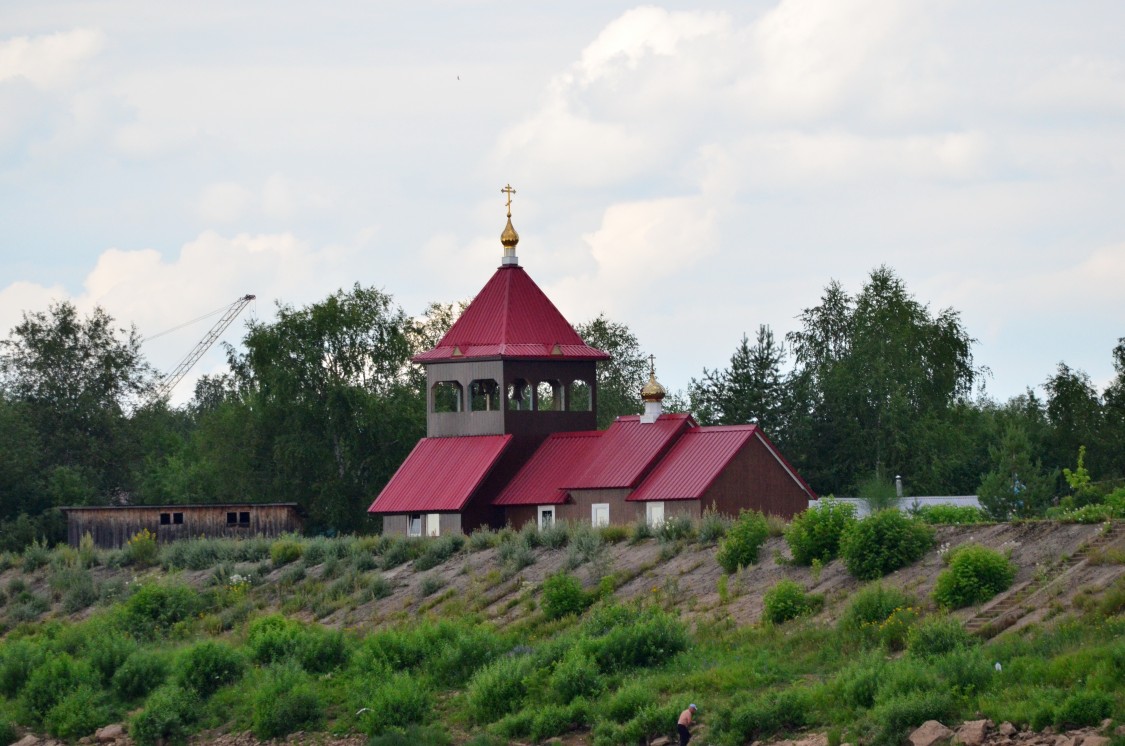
[
  {"x1": 542, "y1": 572, "x2": 590, "y2": 620},
  {"x1": 380, "y1": 537, "x2": 422, "y2": 569},
  {"x1": 22, "y1": 539, "x2": 51, "y2": 571},
  {"x1": 762, "y1": 580, "x2": 823, "y2": 624},
  {"x1": 599, "y1": 524, "x2": 629, "y2": 544},
  {"x1": 124, "y1": 529, "x2": 159, "y2": 567},
  {"x1": 839, "y1": 510, "x2": 933, "y2": 580},
  {"x1": 175, "y1": 641, "x2": 244, "y2": 697},
  {"x1": 698, "y1": 509, "x2": 729, "y2": 543},
  {"x1": 246, "y1": 615, "x2": 349, "y2": 673},
  {"x1": 20, "y1": 653, "x2": 97, "y2": 724},
  {"x1": 467, "y1": 527, "x2": 500, "y2": 552},
  {"x1": 657, "y1": 515, "x2": 695, "y2": 542},
  {"x1": 530, "y1": 703, "x2": 576, "y2": 742},
  {"x1": 913, "y1": 505, "x2": 987, "y2": 525},
  {"x1": 499, "y1": 537, "x2": 537, "y2": 573},
  {"x1": 588, "y1": 609, "x2": 689, "y2": 672},
  {"x1": 251, "y1": 664, "x2": 324, "y2": 739},
  {"x1": 413, "y1": 534, "x2": 466, "y2": 571},
  {"x1": 360, "y1": 673, "x2": 432, "y2": 735},
  {"x1": 85, "y1": 629, "x2": 137, "y2": 685},
  {"x1": 0, "y1": 720, "x2": 15, "y2": 746},
  {"x1": 785, "y1": 499, "x2": 857, "y2": 565},
  {"x1": 539, "y1": 520, "x2": 571, "y2": 549},
  {"x1": 566, "y1": 525, "x2": 604, "y2": 568},
  {"x1": 933, "y1": 544, "x2": 1016, "y2": 609},
  {"x1": 1055, "y1": 690, "x2": 1113, "y2": 729},
  {"x1": 112, "y1": 650, "x2": 169, "y2": 701},
  {"x1": 604, "y1": 682, "x2": 655, "y2": 723},
  {"x1": 871, "y1": 691, "x2": 956, "y2": 746},
  {"x1": 369, "y1": 725, "x2": 451, "y2": 746},
  {"x1": 716, "y1": 510, "x2": 770, "y2": 573},
  {"x1": 120, "y1": 581, "x2": 200, "y2": 639},
  {"x1": 720, "y1": 688, "x2": 809, "y2": 744},
  {"x1": 550, "y1": 649, "x2": 604, "y2": 703},
  {"x1": 839, "y1": 584, "x2": 915, "y2": 638},
  {"x1": 0, "y1": 639, "x2": 45, "y2": 698},
  {"x1": 44, "y1": 684, "x2": 113, "y2": 739},
  {"x1": 270, "y1": 536, "x2": 303, "y2": 565},
  {"x1": 465, "y1": 654, "x2": 535, "y2": 724},
  {"x1": 130, "y1": 685, "x2": 197, "y2": 746},
  {"x1": 630, "y1": 518, "x2": 654, "y2": 544}
]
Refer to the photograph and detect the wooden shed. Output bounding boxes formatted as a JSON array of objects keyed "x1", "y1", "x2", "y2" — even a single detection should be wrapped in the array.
[{"x1": 60, "y1": 503, "x2": 303, "y2": 549}]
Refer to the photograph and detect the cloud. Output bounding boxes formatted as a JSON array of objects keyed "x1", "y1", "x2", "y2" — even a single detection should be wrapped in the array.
[
  {"x1": 197, "y1": 182, "x2": 255, "y2": 223},
  {"x1": 0, "y1": 28, "x2": 104, "y2": 89}
]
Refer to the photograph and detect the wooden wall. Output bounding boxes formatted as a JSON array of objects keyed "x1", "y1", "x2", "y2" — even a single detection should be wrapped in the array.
[
  {"x1": 559, "y1": 489, "x2": 636, "y2": 526},
  {"x1": 704, "y1": 436, "x2": 811, "y2": 519},
  {"x1": 65, "y1": 504, "x2": 303, "y2": 549}
]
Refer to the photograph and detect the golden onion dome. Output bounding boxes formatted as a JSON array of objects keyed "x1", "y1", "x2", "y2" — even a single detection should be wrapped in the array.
[
  {"x1": 501, "y1": 216, "x2": 519, "y2": 249},
  {"x1": 641, "y1": 370, "x2": 666, "y2": 402}
]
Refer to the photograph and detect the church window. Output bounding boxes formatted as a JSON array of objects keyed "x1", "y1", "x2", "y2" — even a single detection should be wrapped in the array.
[
  {"x1": 469, "y1": 379, "x2": 500, "y2": 411},
  {"x1": 568, "y1": 380, "x2": 592, "y2": 411},
  {"x1": 432, "y1": 381, "x2": 463, "y2": 412},
  {"x1": 535, "y1": 380, "x2": 563, "y2": 411},
  {"x1": 507, "y1": 379, "x2": 530, "y2": 410},
  {"x1": 592, "y1": 503, "x2": 610, "y2": 527}
]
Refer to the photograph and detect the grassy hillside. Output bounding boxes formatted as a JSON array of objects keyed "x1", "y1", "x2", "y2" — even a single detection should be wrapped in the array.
[{"x1": 0, "y1": 514, "x2": 1122, "y2": 746}]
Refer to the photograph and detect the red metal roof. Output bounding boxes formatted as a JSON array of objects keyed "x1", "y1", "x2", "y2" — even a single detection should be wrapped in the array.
[
  {"x1": 367, "y1": 435, "x2": 512, "y2": 514},
  {"x1": 628, "y1": 426, "x2": 755, "y2": 502},
  {"x1": 563, "y1": 413, "x2": 695, "y2": 490},
  {"x1": 493, "y1": 431, "x2": 604, "y2": 506},
  {"x1": 413, "y1": 265, "x2": 610, "y2": 362}
]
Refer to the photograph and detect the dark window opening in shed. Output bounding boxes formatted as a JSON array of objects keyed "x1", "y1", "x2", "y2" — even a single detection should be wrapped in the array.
[
  {"x1": 160, "y1": 513, "x2": 171, "y2": 525},
  {"x1": 173, "y1": 512, "x2": 184, "y2": 525},
  {"x1": 239, "y1": 511, "x2": 250, "y2": 525},
  {"x1": 227, "y1": 512, "x2": 237, "y2": 525}
]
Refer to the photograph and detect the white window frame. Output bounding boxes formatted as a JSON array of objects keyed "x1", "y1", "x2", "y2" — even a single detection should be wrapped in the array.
[
  {"x1": 407, "y1": 513, "x2": 423, "y2": 537},
  {"x1": 537, "y1": 506, "x2": 555, "y2": 530},
  {"x1": 646, "y1": 501, "x2": 665, "y2": 527},
  {"x1": 592, "y1": 503, "x2": 610, "y2": 527},
  {"x1": 426, "y1": 513, "x2": 441, "y2": 537}
]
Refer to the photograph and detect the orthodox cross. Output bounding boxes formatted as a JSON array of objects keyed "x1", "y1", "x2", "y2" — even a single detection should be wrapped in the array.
[
  {"x1": 501, "y1": 184, "x2": 516, "y2": 217},
  {"x1": 648, "y1": 354, "x2": 656, "y2": 376}
]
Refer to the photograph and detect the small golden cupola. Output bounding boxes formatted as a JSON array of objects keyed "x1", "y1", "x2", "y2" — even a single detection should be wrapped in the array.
[
  {"x1": 640, "y1": 355, "x2": 666, "y2": 423},
  {"x1": 500, "y1": 183, "x2": 520, "y2": 266}
]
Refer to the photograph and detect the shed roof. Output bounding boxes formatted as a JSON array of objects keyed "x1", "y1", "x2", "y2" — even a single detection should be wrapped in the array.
[
  {"x1": 367, "y1": 435, "x2": 512, "y2": 513},
  {"x1": 627, "y1": 426, "x2": 756, "y2": 502},
  {"x1": 563, "y1": 413, "x2": 694, "y2": 490},
  {"x1": 413, "y1": 265, "x2": 609, "y2": 362},
  {"x1": 493, "y1": 431, "x2": 603, "y2": 506}
]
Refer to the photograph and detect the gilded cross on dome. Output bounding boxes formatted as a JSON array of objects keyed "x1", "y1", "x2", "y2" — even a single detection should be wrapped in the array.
[
  {"x1": 500, "y1": 184, "x2": 520, "y2": 260},
  {"x1": 501, "y1": 184, "x2": 517, "y2": 217}
]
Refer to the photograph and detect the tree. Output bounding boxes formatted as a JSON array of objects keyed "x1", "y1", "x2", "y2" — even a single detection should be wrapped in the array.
[
  {"x1": 575, "y1": 314, "x2": 648, "y2": 429},
  {"x1": 1102, "y1": 338, "x2": 1125, "y2": 478},
  {"x1": 977, "y1": 425, "x2": 1056, "y2": 519},
  {"x1": 1044, "y1": 363, "x2": 1103, "y2": 478},
  {"x1": 0, "y1": 301, "x2": 156, "y2": 503},
  {"x1": 690, "y1": 325, "x2": 788, "y2": 432}
]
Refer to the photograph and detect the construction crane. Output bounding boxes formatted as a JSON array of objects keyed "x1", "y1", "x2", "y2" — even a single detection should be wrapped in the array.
[{"x1": 149, "y1": 294, "x2": 255, "y2": 402}]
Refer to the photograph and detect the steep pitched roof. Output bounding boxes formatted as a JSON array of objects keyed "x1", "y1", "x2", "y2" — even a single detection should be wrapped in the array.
[
  {"x1": 493, "y1": 431, "x2": 603, "y2": 506},
  {"x1": 563, "y1": 413, "x2": 695, "y2": 490},
  {"x1": 413, "y1": 265, "x2": 610, "y2": 362},
  {"x1": 367, "y1": 435, "x2": 512, "y2": 513},
  {"x1": 627, "y1": 426, "x2": 756, "y2": 502}
]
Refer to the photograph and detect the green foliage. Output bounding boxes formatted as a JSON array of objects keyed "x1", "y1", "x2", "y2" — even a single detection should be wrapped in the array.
[
  {"x1": 839, "y1": 510, "x2": 933, "y2": 580},
  {"x1": 913, "y1": 504, "x2": 987, "y2": 524},
  {"x1": 270, "y1": 536, "x2": 303, "y2": 565},
  {"x1": 933, "y1": 544, "x2": 1016, "y2": 608},
  {"x1": 586, "y1": 608, "x2": 689, "y2": 672},
  {"x1": 1054, "y1": 690, "x2": 1113, "y2": 729},
  {"x1": 565, "y1": 525, "x2": 604, "y2": 569},
  {"x1": 175, "y1": 641, "x2": 244, "y2": 697},
  {"x1": 871, "y1": 691, "x2": 957, "y2": 746},
  {"x1": 907, "y1": 616, "x2": 976, "y2": 658},
  {"x1": 130, "y1": 685, "x2": 198, "y2": 746},
  {"x1": 604, "y1": 682, "x2": 656, "y2": 723},
  {"x1": 858, "y1": 473, "x2": 899, "y2": 514},
  {"x1": 20, "y1": 653, "x2": 98, "y2": 725},
  {"x1": 0, "y1": 719, "x2": 15, "y2": 746},
  {"x1": 413, "y1": 534, "x2": 466, "y2": 571},
  {"x1": 785, "y1": 499, "x2": 857, "y2": 565},
  {"x1": 251, "y1": 664, "x2": 324, "y2": 739},
  {"x1": 717, "y1": 688, "x2": 810, "y2": 744},
  {"x1": 0, "y1": 639, "x2": 45, "y2": 698},
  {"x1": 465, "y1": 654, "x2": 535, "y2": 724},
  {"x1": 697, "y1": 509, "x2": 729, "y2": 543},
  {"x1": 246, "y1": 614, "x2": 350, "y2": 673},
  {"x1": 368, "y1": 725, "x2": 452, "y2": 746},
  {"x1": 575, "y1": 314, "x2": 648, "y2": 428},
  {"x1": 359, "y1": 672, "x2": 432, "y2": 735},
  {"x1": 762, "y1": 580, "x2": 823, "y2": 624},
  {"x1": 839, "y1": 584, "x2": 916, "y2": 637},
  {"x1": 124, "y1": 529, "x2": 159, "y2": 567},
  {"x1": 716, "y1": 509, "x2": 769, "y2": 573},
  {"x1": 43, "y1": 684, "x2": 113, "y2": 739},
  {"x1": 120, "y1": 581, "x2": 200, "y2": 639},
  {"x1": 549, "y1": 649, "x2": 604, "y2": 703},
  {"x1": 542, "y1": 572, "x2": 591, "y2": 620},
  {"x1": 112, "y1": 649, "x2": 168, "y2": 701},
  {"x1": 978, "y1": 425, "x2": 1056, "y2": 519},
  {"x1": 657, "y1": 515, "x2": 695, "y2": 542},
  {"x1": 539, "y1": 520, "x2": 571, "y2": 549}
]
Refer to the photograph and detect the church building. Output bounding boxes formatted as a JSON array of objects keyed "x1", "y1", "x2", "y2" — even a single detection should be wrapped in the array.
[{"x1": 368, "y1": 187, "x2": 815, "y2": 536}]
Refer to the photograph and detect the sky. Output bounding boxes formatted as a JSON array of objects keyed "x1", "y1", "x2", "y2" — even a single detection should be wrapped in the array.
[{"x1": 2, "y1": 1, "x2": 1124, "y2": 406}]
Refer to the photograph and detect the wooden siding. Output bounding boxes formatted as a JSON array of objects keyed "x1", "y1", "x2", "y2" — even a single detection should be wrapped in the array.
[
  {"x1": 704, "y1": 436, "x2": 810, "y2": 519},
  {"x1": 380, "y1": 512, "x2": 464, "y2": 537},
  {"x1": 64, "y1": 504, "x2": 302, "y2": 549},
  {"x1": 560, "y1": 489, "x2": 636, "y2": 526}
]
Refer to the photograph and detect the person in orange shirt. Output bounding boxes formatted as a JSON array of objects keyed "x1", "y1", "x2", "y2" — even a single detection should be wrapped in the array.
[{"x1": 677, "y1": 703, "x2": 698, "y2": 746}]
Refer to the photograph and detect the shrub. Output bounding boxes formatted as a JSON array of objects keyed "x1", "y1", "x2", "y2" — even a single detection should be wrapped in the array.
[
  {"x1": 85, "y1": 629, "x2": 137, "y2": 685},
  {"x1": 44, "y1": 685, "x2": 113, "y2": 739},
  {"x1": 839, "y1": 584, "x2": 915, "y2": 638},
  {"x1": 251, "y1": 664, "x2": 324, "y2": 739},
  {"x1": 785, "y1": 499, "x2": 857, "y2": 565},
  {"x1": 380, "y1": 537, "x2": 421, "y2": 569},
  {"x1": 360, "y1": 673, "x2": 432, "y2": 735},
  {"x1": 542, "y1": 572, "x2": 590, "y2": 620},
  {"x1": 716, "y1": 510, "x2": 769, "y2": 573},
  {"x1": 369, "y1": 725, "x2": 452, "y2": 746},
  {"x1": 839, "y1": 510, "x2": 933, "y2": 580},
  {"x1": 913, "y1": 505, "x2": 987, "y2": 525},
  {"x1": 413, "y1": 534, "x2": 466, "y2": 571},
  {"x1": 621, "y1": 703, "x2": 680, "y2": 745},
  {"x1": 499, "y1": 537, "x2": 537, "y2": 573},
  {"x1": 530, "y1": 703, "x2": 576, "y2": 742},
  {"x1": 130, "y1": 685, "x2": 197, "y2": 746},
  {"x1": 418, "y1": 575, "x2": 446, "y2": 598},
  {"x1": 605, "y1": 682, "x2": 655, "y2": 722},
  {"x1": 762, "y1": 580, "x2": 823, "y2": 624},
  {"x1": 174, "y1": 641, "x2": 244, "y2": 697},
  {"x1": 493, "y1": 710, "x2": 534, "y2": 739},
  {"x1": 465, "y1": 654, "x2": 535, "y2": 724},
  {"x1": 120, "y1": 581, "x2": 200, "y2": 639},
  {"x1": 566, "y1": 525, "x2": 604, "y2": 568},
  {"x1": 50, "y1": 566, "x2": 98, "y2": 612},
  {"x1": 22, "y1": 539, "x2": 51, "y2": 571},
  {"x1": 697, "y1": 509, "x2": 729, "y2": 543},
  {"x1": 907, "y1": 616, "x2": 975, "y2": 658},
  {"x1": 933, "y1": 544, "x2": 1016, "y2": 609},
  {"x1": 427, "y1": 624, "x2": 507, "y2": 687},
  {"x1": 657, "y1": 515, "x2": 695, "y2": 543},
  {"x1": 20, "y1": 653, "x2": 97, "y2": 724},
  {"x1": 0, "y1": 720, "x2": 15, "y2": 746},
  {"x1": 270, "y1": 536, "x2": 303, "y2": 565},
  {"x1": 1055, "y1": 690, "x2": 1113, "y2": 729},
  {"x1": 467, "y1": 527, "x2": 500, "y2": 552},
  {"x1": 599, "y1": 524, "x2": 629, "y2": 544},
  {"x1": 588, "y1": 609, "x2": 689, "y2": 672},
  {"x1": 246, "y1": 615, "x2": 348, "y2": 673},
  {"x1": 871, "y1": 691, "x2": 956, "y2": 746},
  {"x1": 539, "y1": 520, "x2": 571, "y2": 549},
  {"x1": 112, "y1": 650, "x2": 169, "y2": 701},
  {"x1": 630, "y1": 518, "x2": 654, "y2": 544},
  {"x1": 720, "y1": 688, "x2": 809, "y2": 744},
  {"x1": 550, "y1": 649, "x2": 604, "y2": 703},
  {"x1": 124, "y1": 529, "x2": 159, "y2": 567},
  {"x1": 0, "y1": 639, "x2": 45, "y2": 697}
]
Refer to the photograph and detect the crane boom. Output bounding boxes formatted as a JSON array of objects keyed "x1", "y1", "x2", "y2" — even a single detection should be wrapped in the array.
[{"x1": 151, "y1": 294, "x2": 255, "y2": 402}]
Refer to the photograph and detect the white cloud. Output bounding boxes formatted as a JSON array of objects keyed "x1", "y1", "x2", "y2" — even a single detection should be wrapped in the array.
[
  {"x1": 0, "y1": 28, "x2": 104, "y2": 89},
  {"x1": 197, "y1": 182, "x2": 255, "y2": 223}
]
